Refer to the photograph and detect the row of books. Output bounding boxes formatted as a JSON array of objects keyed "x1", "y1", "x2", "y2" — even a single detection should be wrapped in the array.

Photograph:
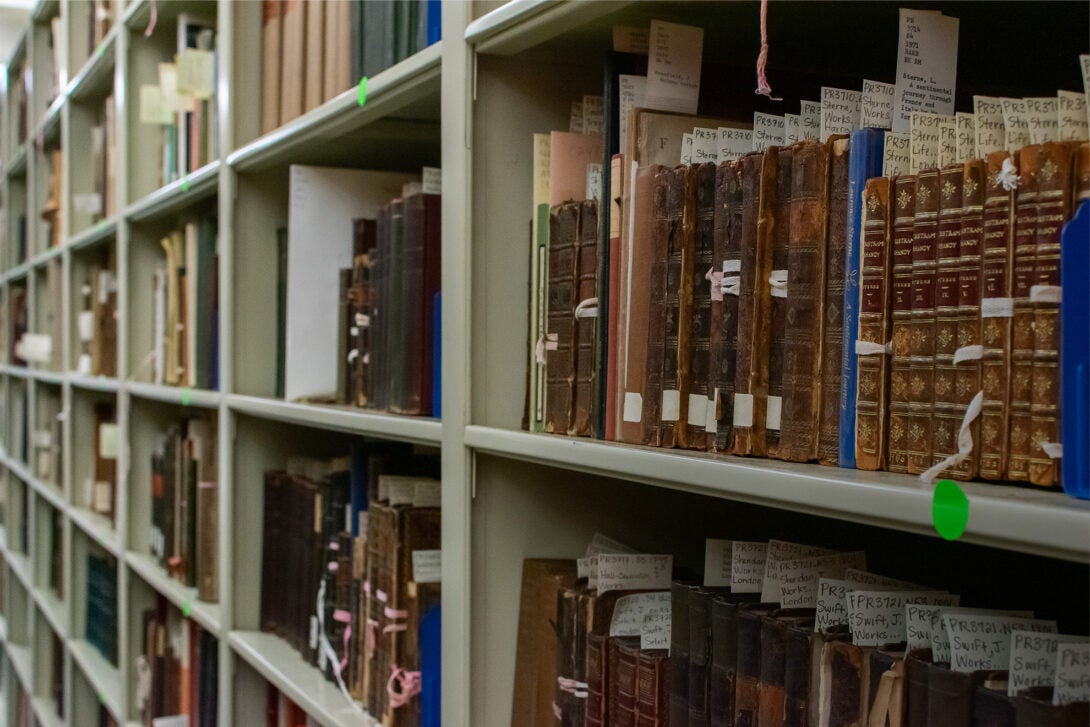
[
  {"x1": 514, "y1": 536, "x2": 1089, "y2": 727},
  {"x1": 42, "y1": 148, "x2": 62, "y2": 248},
  {"x1": 259, "y1": 444, "x2": 441, "y2": 725},
  {"x1": 149, "y1": 416, "x2": 219, "y2": 603},
  {"x1": 265, "y1": 686, "x2": 313, "y2": 727},
  {"x1": 138, "y1": 595, "x2": 219, "y2": 727},
  {"x1": 86, "y1": 94, "x2": 118, "y2": 224},
  {"x1": 89, "y1": 401, "x2": 118, "y2": 522},
  {"x1": 32, "y1": 386, "x2": 62, "y2": 487},
  {"x1": 278, "y1": 165, "x2": 440, "y2": 417},
  {"x1": 150, "y1": 217, "x2": 219, "y2": 389},
  {"x1": 87, "y1": 551, "x2": 118, "y2": 666},
  {"x1": 76, "y1": 249, "x2": 118, "y2": 378},
  {"x1": 260, "y1": 0, "x2": 441, "y2": 135}
]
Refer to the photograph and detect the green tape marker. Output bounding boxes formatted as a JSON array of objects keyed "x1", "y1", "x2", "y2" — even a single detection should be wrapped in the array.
[
  {"x1": 932, "y1": 479, "x2": 969, "y2": 541},
  {"x1": 181, "y1": 387, "x2": 191, "y2": 406},
  {"x1": 181, "y1": 175, "x2": 190, "y2": 193},
  {"x1": 183, "y1": 601, "x2": 191, "y2": 618},
  {"x1": 98, "y1": 691, "x2": 105, "y2": 704},
  {"x1": 97, "y1": 44, "x2": 104, "y2": 59},
  {"x1": 357, "y1": 76, "x2": 368, "y2": 106}
]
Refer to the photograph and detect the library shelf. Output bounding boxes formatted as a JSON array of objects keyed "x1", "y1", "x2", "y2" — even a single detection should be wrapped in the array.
[
  {"x1": 5, "y1": 642, "x2": 31, "y2": 695},
  {"x1": 0, "y1": 262, "x2": 30, "y2": 285},
  {"x1": 30, "y1": 0, "x2": 58, "y2": 23},
  {"x1": 69, "y1": 374, "x2": 121, "y2": 393},
  {"x1": 68, "y1": 637, "x2": 122, "y2": 722},
  {"x1": 5, "y1": 550, "x2": 32, "y2": 592},
  {"x1": 465, "y1": 0, "x2": 628, "y2": 53},
  {"x1": 66, "y1": 27, "x2": 118, "y2": 102},
  {"x1": 5, "y1": 145, "x2": 27, "y2": 178},
  {"x1": 228, "y1": 630, "x2": 380, "y2": 727},
  {"x1": 127, "y1": 381, "x2": 222, "y2": 410},
  {"x1": 67, "y1": 214, "x2": 118, "y2": 252},
  {"x1": 125, "y1": 551, "x2": 222, "y2": 638},
  {"x1": 463, "y1": 426, "x2": 1090, "y2": 563},
  {"x1": 24, "y1": 471, "x2": 64, "y2": 513},
  {"x1": 31, "y1": 586, "x2": 67, "y2": 641},
  {"x1": 69, "y1": 506, "x2": 122, "y2": 559},
  {"x1": 0, "y1": 364, "x2": 30, "y2": 379},
  {"x1": 226, "y1": 393, "x2": 443, "y2": 445},
  {"x1": 30, "y1": 697, "x2": 63, "y2": 727},
  {"x1": 28, "y1": 366, "x2": 64, "y2": 386},
  {"x1": 124, "y1": 160, "x2": 221, "y2": 224},
  {"x1": 227, "y1": 41, "x2": 442, "y2": 174},
  {"x1": 36, "y1": 96, "x2": 64, "y2": 146}
]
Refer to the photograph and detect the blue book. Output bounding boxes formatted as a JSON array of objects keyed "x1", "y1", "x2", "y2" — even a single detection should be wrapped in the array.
[
  {"x1": 432, "y1": 291, "x2": 441, "y2": 418},
  {"x1": 420, "y1": 604, "x2": 441, "y2": 727},
  {"x1": 349, "y1": 441, "x2": 370, "y2": 536},
  {"x1": 838, "y1": 128, "x2": 885, "y2": 469},
  {"x1": 1061, "y1": 200, "x2": 1089, "y2": 499},
  {"x1": 426, "y1": 0, "x2": 442, "y2": 45}
]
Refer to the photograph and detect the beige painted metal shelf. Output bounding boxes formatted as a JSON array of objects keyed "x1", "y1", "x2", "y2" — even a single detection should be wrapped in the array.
[
  {"x1": 69, "y1": 506, "x2": 122, "y2": 558},
  {"x1": 31, "y1": 586, "x2": 67, "y2": 640},
  {"x1": 31, "y1": 697, "x2": 64, "y2": 727},
  {"x1": 126, "y1": 381, "x2": 223, "y2": 409},
  {"x1": 227, "y1": 394, "x2": 442, "y2": 444},
  {"x1": 68, "y1": 638, "x2": 123, "y2": 722},
  {"x1": 66, "y1": 26, "x2": 118, "y2": 102},
  {"x1": 125, "y1": 551, "x2": 222, "y2": 637},
  {"x1": 124, "y1": 160, "x2": 221, "y2": 223}
]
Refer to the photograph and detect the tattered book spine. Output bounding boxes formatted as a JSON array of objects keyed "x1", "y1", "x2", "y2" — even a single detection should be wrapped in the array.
[
  {"x1": 687, "y1": 163, "x2": 718, "y2": 450},
  {"x1": 545, "y1": 202, "x2": 582, "y2": 435},
  {"x1": 643, "y1": 168, "x2": 673, "y2": 447},
  {"x1": 766, "y1": 147, "x2": 793, "y2": 458},
  {"x1": 708, "y1": 162, "x2": 743, "y2": 452},
  {"x1": 661, "y1": 166, "x2": 696, "y2": 449},
  {"x1": 818, "y1": 138, "x2": 851, "y2": 466},
  {"x1": 572, "y1": 199, "x2": 600, "y2": 436}
]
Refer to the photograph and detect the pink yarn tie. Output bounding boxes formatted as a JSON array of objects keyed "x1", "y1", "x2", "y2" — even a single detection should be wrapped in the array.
[
  {"x1": 755, "y1": 0, "x2": 782, "y2": 100},
  {"x1": 145, "y1": 0, "x2": 158, "y2": 37},
  {"x1": 387, "y1": 666, "x2": 422, "y2": 708}
]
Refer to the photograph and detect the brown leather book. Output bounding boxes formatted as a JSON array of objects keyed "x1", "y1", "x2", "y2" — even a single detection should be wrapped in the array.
[
  {"x1": 350, "y1": 219, "x2": 377, "y2": 407},
  {"x1": 930, "y1": 164, "x2": 966, "y2": 472},
  {"x1": 710, "y1": 594, "x2": 763, "y2": 727},
  {"x1": 618, "y1": 165, "x2": 664, "y2": 445},
  {"x1": 927, "y1": 664, "x2": 987, "y2": 727},
  {"x1": 907, "y1": 168, "x2": 941, "y2": 474},
  {"x1": 399, "y1": 193, "x2": 441, "y2": 415},
  {"x1": 888, "y1": 175, "x2": 918, "y2": 474},
  {"x1": 979, "y1": 151, "x2": 1018, "y2": 480},
  {"x1": 766, "y1": 146, "x2": 793, "y2": 458},
  {"x1": 974, "y1": 680, "x2": 1015, "y2": 727},
  {"x1": 818, "y1": 138, "x2": 851, "y2": 466},
  {"x1": 778, "y1": 139, "x2": 833, "y2": 463},
  {"x1": 855, "y1": 178, "x2": 893, "y2": 471},
  {"x1": 643, "y1": 167, "x2": 674, "y2": 446},
  {"x1": 323, "y1": 0, "x2": 350, "y2": 102},
  {"x1": 91, "y1": 261, "x2": 118, "y2": 377},
  {"x1": 688, "y1": 162, "x2": 718, "y2": 449},
  {"x1": 733, "y1": 152, "x2": 775, "y2": 457},
  {"x1": 279, "y1": 0, "x2": 305, "y2": 125},
  {"x1": 586, "y1": 632, "x2": 610, "y2": 727},
  {"x1": 1015, "y1": 687, "x2": 1090, "y2": 727},
  {"x1": 572, "y1": 199, "x2": 600, "y2": 436},
  {"x1": 783, "y1": 621, "x2": 815, "y2": 727},
  {"x1": 1007, "y1": 145, "x2": 1042, "y2": 482},
  {"x1": 545, "y1": 202, "x2": 582, "y2": 434},
  {"x1": 736, "y1": 603, "x2": 781, "y2": 727},
  {"x1": 1029, "y1": 141, "x2": 1075, "y2": 486},
  {"x1": 195, "y1": 481, "x2": 218, "y2": 603},
  {"x1": 818, "y1": 639, "x2": 870, "y2": 727},
  {"x1": 261, "y1": 0, "x2": 284, "y2": 134},
  {"x1": 671, "y1": 581, "x2": 697, "y2": 726},
  {"x1": 905, "y1": 649, "x2": 933, "y2": 727},
  {"x1": 304, "y1": 0, "x2": 324, "y2": 112},
  {"x1": 709, "y1": 161, "x2": 744, "y2": 452},
  {"x1": 92, "y1": 402, "x2": 117, "y2": 520},
  {"x1": 512, "y1": 559, "x2": 578, "y2": 727},
  {"x1": 612, "y1": 637, "x2": 642, "y2": 727},
  {"x1": 758, "y1": 611, "x2": 816, "y2": 727},
  {"x1": 949, "y1": 160, "x2": 987, "y2": 480},
  {"x1": 661, "y1": 165, "x2": 697, "y2": 448},
  {"x1": 636, "y1": 649, "x2": 671, "y2": 727}
]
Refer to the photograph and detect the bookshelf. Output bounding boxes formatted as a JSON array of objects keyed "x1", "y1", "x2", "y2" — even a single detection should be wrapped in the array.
[{"x1": 0, "y1": 1, "x2": 1083, "y2": 727}]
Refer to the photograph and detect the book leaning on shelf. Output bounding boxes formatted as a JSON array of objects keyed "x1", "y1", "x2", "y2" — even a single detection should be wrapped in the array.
[
  {"x1": 136, "y1": 595, "x2": 218, "y2": 727},
  {"x1": 259, "y1": 444, "x2": 441, "y2": 725}
]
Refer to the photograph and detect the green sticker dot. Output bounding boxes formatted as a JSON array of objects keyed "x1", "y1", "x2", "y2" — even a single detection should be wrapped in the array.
[
  {"x1": 181, "y1": 175, "x2": 190, "y2": 193},
  {"x1": 357, "y1": 76, "x2": 368, "y2": 106},
  {"x1": 97, "y1": 44, "x2": 104, "y2": 59},
  {"x1": 98, "y1": 691, "x2": 104, "y2": 704},
  {"x1": 181, "y1": 387, "x2": 191, "y2": 406},
  {"x1": 932, "y1": 479, "x2": 969, "y2": 541},
  {"x1": 183, "y1": 602, "x2": 191, "y2": 618}
]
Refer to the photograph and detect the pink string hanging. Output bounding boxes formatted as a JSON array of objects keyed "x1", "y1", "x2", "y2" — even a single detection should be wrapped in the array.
[
  {"x1": 755, "y1": 0, "x2": 782, "y2": 100},
  {"x1": 387, "y1": 666, "x2": 423, "y2": 708}
]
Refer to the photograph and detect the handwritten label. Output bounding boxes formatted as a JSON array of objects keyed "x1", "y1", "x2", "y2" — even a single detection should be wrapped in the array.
[
  {"x1": 139, "y1": 85, "x2": 172, "y2": 125},
  {"x1": 587, "y1": 555, "x2": 599, "y2": 589},
  {"x1": 576, "y1": 557, "x2": 592, "y2": 579},
  {"x1": 583, "y1": 95, "x2": 605, "y2": 135},
  {"x1": 693, "y1": 127, "x2": 719, "y2": 163},
  {"x1": 586, "y1": 532, "x2": 637, "y2": 557},
  {"x1": 892, "y1": 9, "x2": 959, "y2": 133},
  {"x1": 1082, "y1": 55, "x2": 1090, "y2": 129},
  {"x1": 74, "y1": 193, "x2": 103, "y2": 215},
  {"x1": 928, "y1": 607, "x2": 1035, "y2": 663},
  {"x1": 613, "y1": 25, "x2": 650, "y2": 54},
  {"x1": 883, "y1": 132, "x2": 911, "y2": 177},
  {"x1": 761, "y1": 541, "x2": 834, "y2": 602},
  {"x1": 1057, "y1": 90, "x2": 1089, "y2": 142},
  {"x1": 861, "y1": 79, "x2": 896, "y2": 129},
  {"x1": 938, "y1": 115, "x2": 957, "y2": 166},
  {"x1": 642, "y1": 609, "x2": 671, "y2": 650},
  {"x1": 731, "y1": 541, "x2": 768, "y2": 593},
  {"x1": 944, "y1": 614, "x2": 1056, "y2": 673},
  {"x1": 413, "y1": 479, "x2": 441, "y2": 508},
  {"x1": 422, "y1": 166, "x2": 442, "y2": 194},
  {"x1": 821, "y1": 87, "x2": 861, "y2": 140},
  {"x1": 784, "y1": 114, "x2": 801, "y2": 144},
  {"x1": 177, "y1": 48, "x2": 214, "y2": 100},
  {"x1": 704, "y1": 539, "x2": 733, "y2": 587},
  {"x1": 1000, "y1": 98, "x2": 1032, "y2": 152},
  {"x1": 844, "y1": 569, "x2": 924, "y2": 589},
  {"x1": 1008, "y1": 630, "x2": 1064, "y2": 696},
  {"x1": 609, "y1": 591, "x2": 671, "y2": 636},
  {"x1": 847, "y1": 590, "x2": 957, "y2": 647},
  {"x1": 800, "y1": 101, "x2": 821, "y2": 140},
  {"x1": 412, "y1": 550, "x2": 442, "y2": 583},
  {"x1": 1054, "y1": 640, "x2": 1090, "y2": 706},
  {"x1": 99, "y1": 423, "x2": 119, "y2": 459},
  {"x1": 778, "y1": 551, "x2": 867, "y2": 608},
  {"x1": 974, "y1": 96, "x2": 1006, "y2": 155},
  {"x1": 718, "y1": 127, "x2": 752, "y2": 163},
  {"x1": 569, "y1": 102, "x2": 584, "y2": 133},
  {"x1": 1024, "y1": 97, "x2": 1058, "y2": 144},
  {"x1": 618, "y1": 74, "x2": 647, "y2": 151},
  {"x1": 752, "y1": 113, "x2": 786, "y2": 151},
  {"x1": 645, "y1": 20, "x2": 703, "y2": 115},
  {"x1": 586, "y1": 163, "x2": 603, "y2": 200},
  {"x1": 815, "y1": 579, "x2": 851, "y2": 631},
  {"x1": 597, "y1": 554, "x2": 672, "y2": 595},
  {"x1": 956, "y1": 112, "x2": 976, "y2": 161},
  {"x1": 681, "y1": 133, "x2": 694, "y2": 165},
  {"x1": 910, "y1": 111, "x2": 942, "y2": 173}
]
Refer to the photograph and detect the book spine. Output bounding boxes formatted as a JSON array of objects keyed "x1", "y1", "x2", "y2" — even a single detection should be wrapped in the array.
[
  {"x1": 615, "y1": 640, "x2": 641, "y2": 727},
  {"x1": 395, "y1": 195, "x2": 428, "y2": 415},
  {"x1": 642, "y1": 168, "x2": 673, "y2": 447},
  {"x1": 855, "y1": 177, "x2": 893, "y2": 471},
  {"x1": 635, "y1": 650, "x2": 670, "y2": 726},
  {"x1": 606, "y1": 154, "x2": 624, "y2": 442},
  {"x1": 979, "y1": 151, "x2": 1018, "y2": 480},
  {"x1": 670, "y1": 582, "x2": 693, "y2": 726},
  {"x1": 930, "y1": 164, "x2": 965, "y2": 472},
  {"x1": 766, "y1": 147, "x2": 793, "y2": 457},
  {"x1": 661, "y1": 166, "x2": 695, "y2": 449},
  {"x1": 779, "y1": 139, "x2": 832, "y2": 463},
  {"x1": 948, "y1": 160, "x2": 987, "y2": 480},
  {"x1": 1028, "y1": 141, "x2": 1074, "y2": 486},
  {"x1": 907, "y1": 168, "x2": 940, "y2": 475},
  {"x1": 1007, "y1": 146, "x2": 1041, "y2": 482},
  {"x1": 572, "y1": 199, "x2": 599, "y2": 436},
  {"x1": 709, "y1": 161, "x2": 743, "y2": 452},
  {"x1": 545, "y1": 203, "x2": 581, "y2": 434},
  {"x1": 818, "y1": 138, "x2": 851, "y2": 466},
  {"x1": 887, "y1": 175, "x2": 918, "y2": 474},
  {"x1": 687, "y1": 163, "x2": 717, "y2": 449},
  {"x1": 688, "y1": 589, "x2": 714, "y2": 725},
  {"x1": 585, "y1": 632, "x2": 609, "y2": 727}
]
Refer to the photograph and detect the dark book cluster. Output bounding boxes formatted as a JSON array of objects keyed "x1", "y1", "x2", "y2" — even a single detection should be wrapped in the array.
[
  {"x1": 138, "y1": 595, "x2": 218, "y2": 727},
  {"x1": 86, "y1": 552, "x2": 118, "y2": 666}
]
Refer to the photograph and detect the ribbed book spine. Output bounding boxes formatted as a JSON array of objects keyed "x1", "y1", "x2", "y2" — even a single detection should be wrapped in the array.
[
  {"x1": 687, "y1": 163, "x2": 717, "y2": 449},
  {"x1": 818, "y1": 137, "x2": 851, "y2": 466},
  {"x1": 887, "y1": 175, "x2": 918, "y2": 474},
  {"x1": 907, "y1": 168, "x2": 940, "y2": 475},
  {"x1": 766, "y1": 147, "x2": 792, "y2": 458},
  {"x1": 930, "y1": 164, "x2": 965, "y2": 471}
]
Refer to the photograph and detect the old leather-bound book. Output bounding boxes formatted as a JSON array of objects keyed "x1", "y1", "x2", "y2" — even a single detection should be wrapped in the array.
[
  {"x1": 785, "y1": 621, "x2": 818, "y2": 727},
  {"x1": 394, "y1": 193, "x2": 441, "y2": 415},
  {"x1": 948, "y1": 160, "x2": 987, "y2": 480},
  {"x1": 688, "y1": 162, "x2": 718, "y2": 449},
  {"x1": 735, "y1": 603, "x2": 781, "y2": 727},
  {"x1": 907, "y1": 168, "x2": 941, "y2": 475},
  {"x1": 905, "y1": 648, "x2": 933, "y2": 727},
  {"x1": 818, "y1": 138, "x2": 852, "y2": 466},
  {"x1": 930, "y1": 164, "x2": 966, "y2": 473},
  {"x1": 585, "y1": 632, "x2": 610, "y2": 727},
  {"x1": 690, "y1": 588, "x2": 734, "y2": 726},
  {"x1": 1028, "y1": 141, "x2": 1076, "y2": 486},
  {"x1": 927, "y1": 664, "x2": 988, "y2": 727},
  {"x1": 612, "y1": 637, "x2": 642, "y2": 727},
  {"x1": 606, "y1": 153, "x2": 625, "y2": 441},
  {"x1": 709, "y1": 161, "x2": 744, "y2": 452},
  {"x1": 545, "y1": 202, "x2": 582, "y2": 435},
  {"x1": 349, "y1": 219, "x2": 376, "y2": 407},
  {"x1": 555, "y1": 586, "x2": 582, "y2": 727},
  {"x1": 766, "y1": 146, "x2": 793, "y2": 457},
  {"x1": 973, "y1": 679, "x2": 1015, "y2": 727},
  {"x1": 572, "y1": 199, "x2": 600, "y2": 436},
  {"x1": 978, "y1": 151, "x2": 1018, "y2": 481},
  {"x1": 1014, "y1": 686, "x2": 1090, "y2": 727},
  {"x1": 865, "y1": 650, "x2": 906, "y2": 727},
  {"x1": 757, "y1": 611, "x2": 816, "y2": 727},
  {"x1": 778, "y1": 139, "x2": 833, "y2": 462},
  {"x1": 661, "y1": 165, "x2": 697, "y2": 448},
  {"x1": 636, "y1": 649, "x2": 671, "y2": 727},
  {"x1": 710, "y1": 594, "x2": 762, "y2": 727},
  {"x1": 887, "y1": 175, "x2": 918, "y2": 474},
  {"x1": 618, "y1": 165, "x2": 664, "y2": 445},
  {"x1": 671, "y1": 581, "x2": 697, "y2": 726},
  {"x1": 818, "y1": 639, "x2": 870, "y2": 727},
  {"x1": 642, "y1": 167, "x2": 674, "y2": 446},
  {"x1": 855, "y1": 178, "x2": 893, "y2": 471},
  {"x1": 91, "y1": 260, "x2": 118, "y2": 378},
  {"x1": 1007, "y1": 145, "x2": 1041, "y2": 482},
  {"x1": 733, "y1": 152, "x2": 775, "y2": 457}
]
